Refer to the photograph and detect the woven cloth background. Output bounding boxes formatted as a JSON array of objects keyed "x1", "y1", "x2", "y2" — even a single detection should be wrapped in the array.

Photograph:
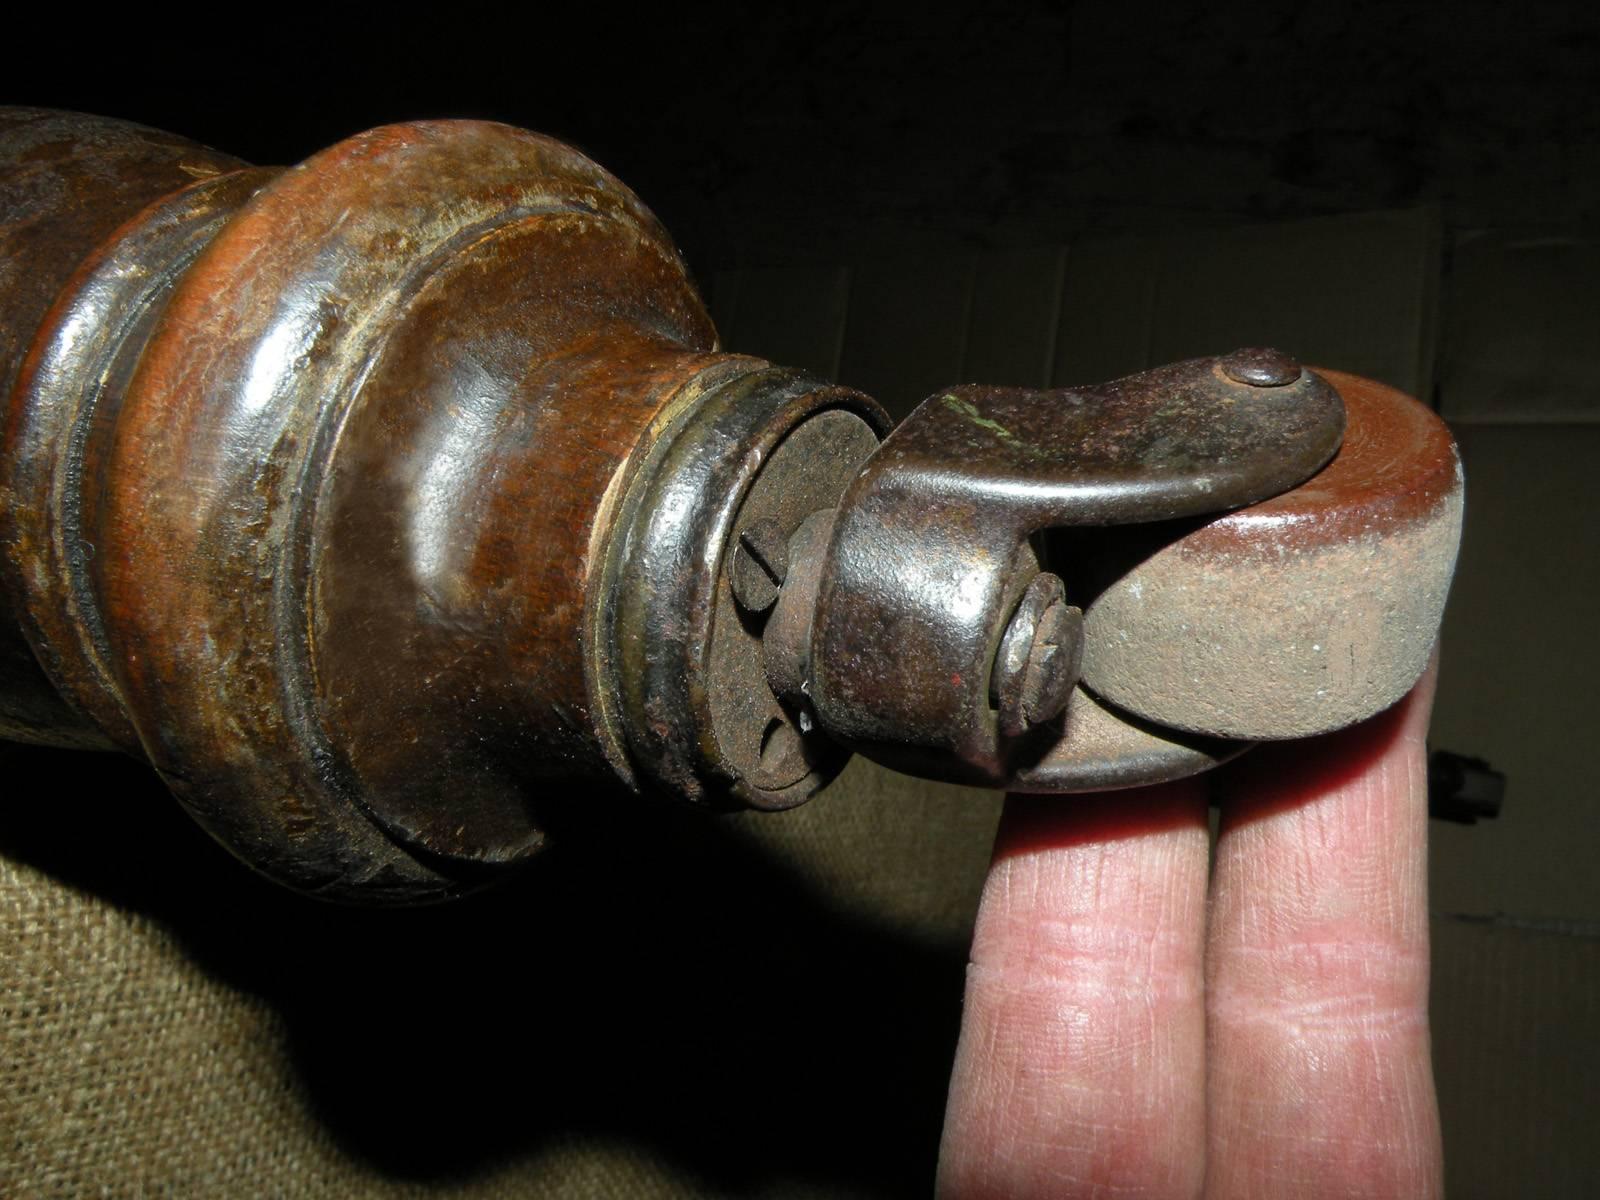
[{"x1": 0, "y1": 745, "x2": 1000, "y2": 1198}]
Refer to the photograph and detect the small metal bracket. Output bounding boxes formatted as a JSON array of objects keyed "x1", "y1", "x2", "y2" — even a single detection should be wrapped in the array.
[{"x1": 771, "y1": 352, "x2": 1347, "y2": 790}]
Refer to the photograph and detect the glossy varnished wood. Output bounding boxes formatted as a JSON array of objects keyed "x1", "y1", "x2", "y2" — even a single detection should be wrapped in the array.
[
  {"x1": 0, "y1": 109, "x2": 245, "y2": 748},
  {"x1": 0, "y1": 111, "x2": 870, "y2": 900}
]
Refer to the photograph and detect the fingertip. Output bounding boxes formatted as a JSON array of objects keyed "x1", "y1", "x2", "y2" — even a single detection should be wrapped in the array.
[{"x1": 1215, "y1": 648, "x2": 1439, "y2": 823}]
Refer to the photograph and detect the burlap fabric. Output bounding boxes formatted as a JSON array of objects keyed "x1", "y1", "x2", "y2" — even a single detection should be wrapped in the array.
[{"x1": 1, "y1": 744, "x2": 1000, "y2": 1197}]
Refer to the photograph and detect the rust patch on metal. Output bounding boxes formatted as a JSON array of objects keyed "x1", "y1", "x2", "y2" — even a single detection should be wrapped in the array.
[{"x1": 806, "y1": 354, "x2": 1345, "y2": 787}]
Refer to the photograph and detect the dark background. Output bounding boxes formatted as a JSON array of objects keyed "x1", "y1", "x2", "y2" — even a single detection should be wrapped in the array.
[
  {"x1": 25, "y1": 4, "x2": 1599, "y2": 290},
  {"x1": 6, "y1": 3, "x2": 1598, "y2": 1196}
]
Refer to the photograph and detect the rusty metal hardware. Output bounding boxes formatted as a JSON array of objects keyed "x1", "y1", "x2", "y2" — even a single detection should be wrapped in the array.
[
  {"x1": 760, "y1": 348, "x2": 1462, "y2": 795},
  {"x1": 0, "y1": 109, "x2": 1463, "y2": 903},
  {"x1": 787, "y1": 356, "x2": 1348, "y2": 790}
]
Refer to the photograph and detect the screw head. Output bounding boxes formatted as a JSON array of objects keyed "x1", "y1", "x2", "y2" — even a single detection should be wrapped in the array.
[
  {"x1": 993, "y1": 573, "x2": 1084, "y2": 737},
  {"x1": 1221, "y1": 347, "x2": 1302, "y2": 388},
  {"x1": 728, "y1": 518, "x2": 790, "y2": 613}
]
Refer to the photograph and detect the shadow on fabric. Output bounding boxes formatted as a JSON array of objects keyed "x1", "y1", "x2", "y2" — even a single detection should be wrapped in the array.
[{"x1": 0, "y1": 743, "x2": 971, "y2": 1196}]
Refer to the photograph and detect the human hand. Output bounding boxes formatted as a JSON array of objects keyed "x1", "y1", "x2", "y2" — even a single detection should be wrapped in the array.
[{"x1": 938, "y1": 664, "x2": 1442, "y2": 1198}]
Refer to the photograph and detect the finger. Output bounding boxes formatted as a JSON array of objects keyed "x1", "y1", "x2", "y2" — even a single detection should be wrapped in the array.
[
  {"x1": 1205, "y1": 665, "x2": 1443, "y2": 1199},
  {"x1": 939, "y1": 781, "x2": 1211, "y2": 1200}
]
